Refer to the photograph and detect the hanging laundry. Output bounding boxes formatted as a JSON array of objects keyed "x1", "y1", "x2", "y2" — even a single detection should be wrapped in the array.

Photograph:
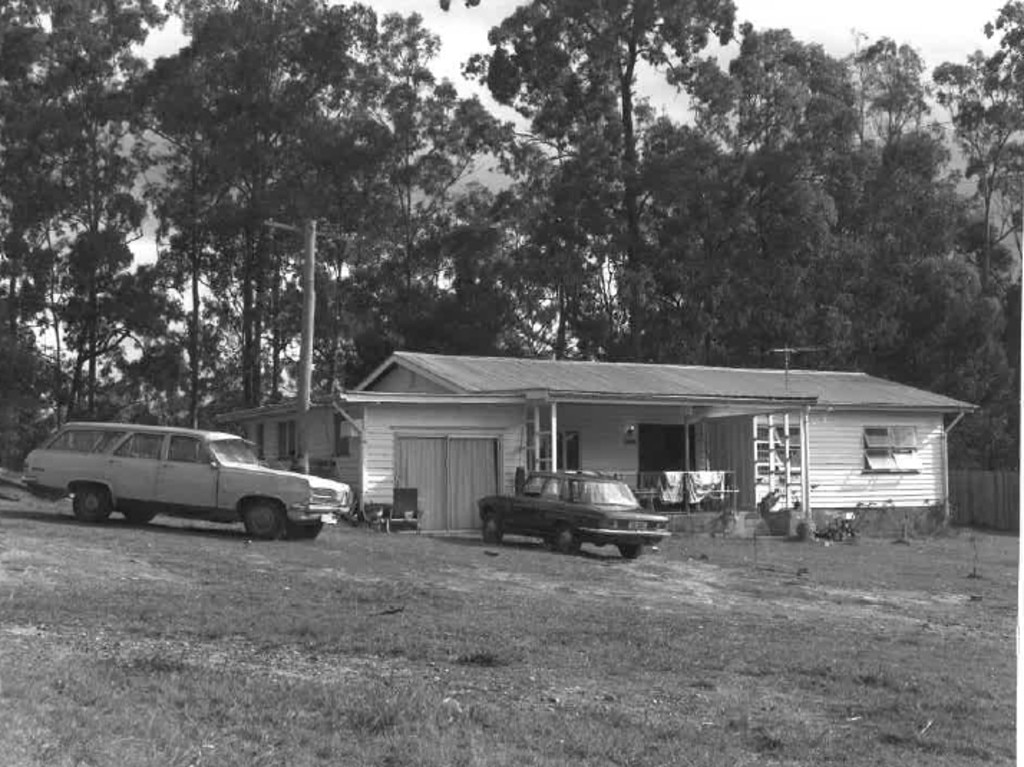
[{"x1": 686, "y1": 471, "x2": 725, "y2": 505}]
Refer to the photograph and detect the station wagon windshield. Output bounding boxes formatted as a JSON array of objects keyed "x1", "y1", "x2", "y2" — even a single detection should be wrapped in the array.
[{"x1": 209, "y1": 438, "x2": 261, "y2": 466}]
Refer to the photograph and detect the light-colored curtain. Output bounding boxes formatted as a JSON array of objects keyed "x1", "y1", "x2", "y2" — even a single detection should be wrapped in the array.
[
  {"x1": 396, "y1": 438, "x2": 447, "y2": 531},
  {"x1": 448, "y1": 438, "x2": 498, "y2": 531}
]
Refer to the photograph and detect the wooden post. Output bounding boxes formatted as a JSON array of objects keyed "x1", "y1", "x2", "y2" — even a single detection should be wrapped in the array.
[
  {"x1": 682, "y1": 409, "x2": 690, "y2": 511},
  {"x1": 296, "y1": 219, "x2": 316, "y2": 475},
  {"x1": 801, "y1": 406, "x2": 812, "y2": 525},
  {"x1": 550, "y1": 401, "x2": 559, "y2": 473},
  {"x1": 532, "y1": 405, "x2": 541, "y2": 471}
]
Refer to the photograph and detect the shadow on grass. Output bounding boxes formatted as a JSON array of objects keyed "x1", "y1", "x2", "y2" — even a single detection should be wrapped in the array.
[
  {"x1": 0, "y1": 507, "x2": 248, "y2": 541},
  {"x1": 432, "y1": 533, "x2": 634, "y2": 562}
]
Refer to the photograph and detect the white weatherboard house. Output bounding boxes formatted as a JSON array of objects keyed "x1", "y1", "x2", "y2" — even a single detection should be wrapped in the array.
[{"x1": 222, "y1": 352, "x2": 975, "y2": 534}]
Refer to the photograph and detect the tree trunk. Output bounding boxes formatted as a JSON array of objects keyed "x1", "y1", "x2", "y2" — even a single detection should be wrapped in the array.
[
  {"x1": 189, "y1": 248, "x2": 201, "y2": 428},
  {"x1": 619, "y1": 32, "x2": 642, "y2": 360},
  {"x1": 241, "y1": 233, "x2": 256, "y2": 406}
]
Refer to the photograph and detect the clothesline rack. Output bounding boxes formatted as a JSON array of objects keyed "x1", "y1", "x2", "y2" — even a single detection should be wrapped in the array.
[{"x1": 634, "y1": 470, "x2": 738, "y2": 513}]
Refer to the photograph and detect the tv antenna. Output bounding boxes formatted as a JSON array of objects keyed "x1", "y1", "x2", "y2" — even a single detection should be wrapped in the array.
[{"x1": 769, "y1": 346, "x2": 825, "y2": 390}]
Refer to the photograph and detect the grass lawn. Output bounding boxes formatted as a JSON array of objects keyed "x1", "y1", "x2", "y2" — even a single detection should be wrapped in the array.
[{"x1": 0, "y1": 491, "x2": 1016, "y2": 766}]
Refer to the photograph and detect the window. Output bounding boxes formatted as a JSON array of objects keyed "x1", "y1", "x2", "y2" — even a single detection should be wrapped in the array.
[
  {"x1": 541, "y1": 478, "x2": 562, "y2": 499},
  {"x1": 334, "y1": 413, "x2": 354, "y2": 457},
  {"x1": 535, "y1": 430, "x2": 581, "y2": 471},
  {"x1": 523, "y1": 475, "x2": 546, "y2": 496},
  {"x1": 863, "y1": 426, "x2": 921, "y2": 473},
  {"x1": 277, "y1": 420, "x2": 296, "y2": 460},
  {"x1": 114, "y1": 433, "x2": 165, "y2": 460},
  {"x1": 167, "y1": 436, "x2": 204, "y2": 463},
  {"x1": 46, "y1": 429, "x2": 126, "y2": 453}
]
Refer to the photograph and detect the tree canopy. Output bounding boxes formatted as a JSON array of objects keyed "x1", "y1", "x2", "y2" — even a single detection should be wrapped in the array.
[{"x1": 0, "y1": 0, "x2": 1020, "y2": 471}]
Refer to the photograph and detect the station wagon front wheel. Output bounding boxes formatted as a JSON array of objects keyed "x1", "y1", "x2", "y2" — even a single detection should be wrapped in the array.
[
  {"x1": 72, "y1": 485, "x2": 112, "y2": 523},
  {"x1": 243, "y1": 500, "x2": 286, "y2": 540}
]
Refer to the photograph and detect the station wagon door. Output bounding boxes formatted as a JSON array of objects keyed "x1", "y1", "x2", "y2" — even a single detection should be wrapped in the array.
[
  {"x1": 107, "y1": 433, "x2": 166, "y2": 505},
  {"x1": 154, "y1": 435, "x2": 218, "y2": 512}
]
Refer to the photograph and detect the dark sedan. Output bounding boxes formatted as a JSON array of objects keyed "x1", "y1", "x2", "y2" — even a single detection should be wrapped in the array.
[{"x1": 477, "y1": 471, "x2": 670, "y2": 559}]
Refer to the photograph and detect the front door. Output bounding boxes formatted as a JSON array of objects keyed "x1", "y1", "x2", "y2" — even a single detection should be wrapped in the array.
[{"x1": 155, "y1": 435, "x2": 219, "y2": 512}]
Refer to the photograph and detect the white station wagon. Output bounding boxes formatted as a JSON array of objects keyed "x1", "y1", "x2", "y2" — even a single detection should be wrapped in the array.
[{"x1": 22, "y1": 422, "x2": 353, "y2": 540}]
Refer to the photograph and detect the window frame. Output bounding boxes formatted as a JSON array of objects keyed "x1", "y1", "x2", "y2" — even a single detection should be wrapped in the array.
[
  {"x1": 113, "y1": 433, "x2": 166, "y2": 461},
  {"x1": 862, "y1": 425, "x2": 921, "y2": 474},
  {"x1": 277, "y1": 420, "x2": 297, "y2": 460},
  {"x1": 167, "y1": 435, "x2": 206, "y2": 464}
]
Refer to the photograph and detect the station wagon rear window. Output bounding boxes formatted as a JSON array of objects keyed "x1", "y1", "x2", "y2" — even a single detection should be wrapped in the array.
[{"x1": 46, "y1": 429, "x2": 126, "y2": 453}]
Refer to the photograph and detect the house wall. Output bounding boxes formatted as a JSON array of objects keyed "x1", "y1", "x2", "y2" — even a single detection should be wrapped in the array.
[
  {"x1": 241, "y1": 405, "x2": 363, "y2": 492},
  {"x1": 805, "y1": 409, "x2": 945, "y2": 510},
  {"x1": 360, "y1": 402, "x2": 525, "y2": 505},
  {"x1": 554, "y1": 404, "x2": 697, "y2": 477}
]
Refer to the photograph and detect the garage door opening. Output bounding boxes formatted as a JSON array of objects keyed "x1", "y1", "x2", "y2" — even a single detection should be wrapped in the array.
[{"x1": 396, "y1": 436, "x2": 500, "y2": 532}]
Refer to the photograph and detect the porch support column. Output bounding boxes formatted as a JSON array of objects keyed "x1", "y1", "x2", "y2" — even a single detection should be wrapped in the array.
[
  {"x1": 550, "y1": 401, "x2": 559, "y2": 472},
  {"x1": 682, "y1": 407, "x2": 690, "y2": 511},
  {"x1": 800, "y1": 406, "x2": 812, "y2": 526},
  {"x1": 532, "y1": 405, "x2": 541, "y2": 471},
  {"x1": 682, "y1": 408, "x2": 690, "y2": 472}
]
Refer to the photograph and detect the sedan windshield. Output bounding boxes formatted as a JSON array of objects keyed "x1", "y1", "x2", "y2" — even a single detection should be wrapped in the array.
[
  {"x1": 209, "y1": 438, "x2": 261, "y2": 466},
  {"x1": 578, "y1": 480, "x2": 637, "y2": 507}
]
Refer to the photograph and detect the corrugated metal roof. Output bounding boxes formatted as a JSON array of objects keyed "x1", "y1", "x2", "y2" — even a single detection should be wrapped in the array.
[{"x1": 368, "y1": 352, "x2": 974, "y2": 411}]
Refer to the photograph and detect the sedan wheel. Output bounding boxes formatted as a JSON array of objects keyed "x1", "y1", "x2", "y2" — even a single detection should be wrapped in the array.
[
  {"x1": 553, "y1": 526, "x2": 580, "y2": 555},
  {"x1": 243, "y1": 500, "x2": 286, "y2": 540},
  {"x1": 286, "y1": 520, "x2": 324, "y2": 540},
  {"x1": 617, "y1": 543, "x2": 642, "y2": 560},
  {"x1": 123, "y1": 508, "x2": 157, "y2": 525},
  {"x1": 72, "y1": 485, "x2": 112, "y2": 523},
  {"x1": 482, "y1": 514, "x2": 503, "y2": 545}
]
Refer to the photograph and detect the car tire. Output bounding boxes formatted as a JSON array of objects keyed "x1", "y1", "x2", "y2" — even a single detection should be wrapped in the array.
[
  {"x1": 123, "y1": 508, "x2": 157, "y2": 525},
  {"x1": 482, "y1": 513, "x2": 503, "y2": 545},
  {"x1": 617, "y1": 543, "x2": 643, "y2": 560},
  {"x1": 286, "y1": 520, "x2": 324, "y2": 540},
  {"x1": 243, "y1": 499, "x2": 286, "y2": 540},
  {"x1": 553, "y1": 525, "x2": 580, "y2": 555},
  {"x1": 72, "y1": 484, "x2": 112, "y2": 523}
]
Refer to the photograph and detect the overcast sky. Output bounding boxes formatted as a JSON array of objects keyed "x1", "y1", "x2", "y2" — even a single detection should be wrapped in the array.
[
  {"x1": 145, "y1": 0, "x2": 1004, "y2": 85},
  {"x1": 133, "y1": 0, "x2": 1005, "y2": 261}
]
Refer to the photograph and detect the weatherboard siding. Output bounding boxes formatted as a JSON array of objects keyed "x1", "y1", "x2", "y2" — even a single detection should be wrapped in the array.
[
  {"x1": 360, "y1": 403, "x2": 524, "y2": 506},
  {"x1": 806, "y1": 410, "x2": 945, "y2": 510}
]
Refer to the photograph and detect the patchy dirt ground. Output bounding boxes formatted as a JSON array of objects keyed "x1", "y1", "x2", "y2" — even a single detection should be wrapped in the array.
[{"x1": 0, "y1": 487, "x2": 1017, "y2": 766}]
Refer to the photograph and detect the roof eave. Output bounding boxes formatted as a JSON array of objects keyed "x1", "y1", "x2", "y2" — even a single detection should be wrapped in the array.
[{"x1": 815, "y1": 402, "x2": 978, "y2": 413}]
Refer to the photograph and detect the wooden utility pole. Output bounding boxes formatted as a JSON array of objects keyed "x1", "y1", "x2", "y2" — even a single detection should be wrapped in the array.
[
  {"x1": 296, "y1": 219, "x2": 316, "y2": 475},
  {"x1": 265, "y1": 218, "x2": 317, "y2": 475}
]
